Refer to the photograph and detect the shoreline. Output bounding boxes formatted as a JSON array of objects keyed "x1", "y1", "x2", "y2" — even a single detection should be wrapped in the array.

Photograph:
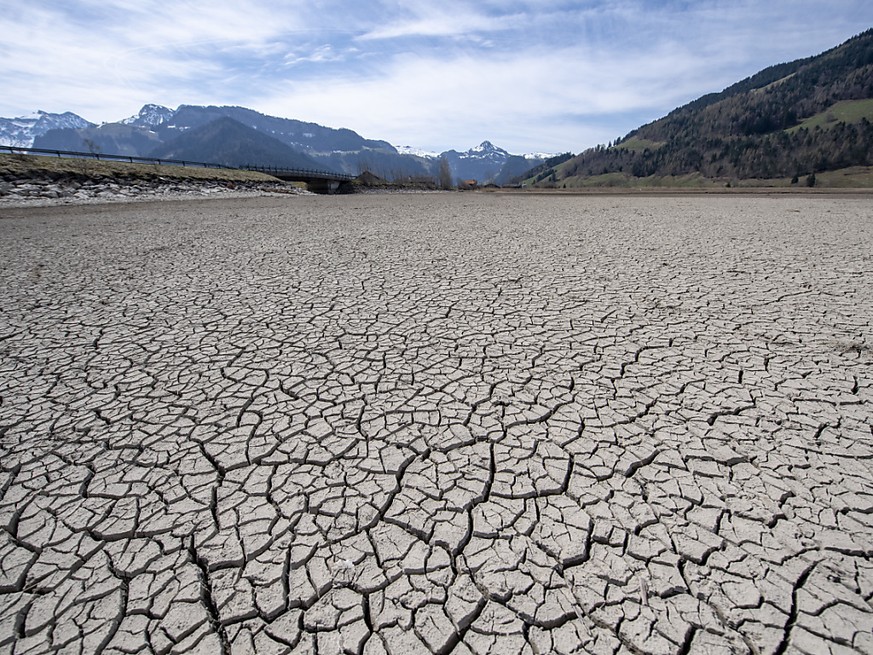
[
  {"x1": 4, "y1": 184, "x2": 872, "y2": 210},
  {"x1": 0, "y1": 175, "x2": 310, "y2": 209}
]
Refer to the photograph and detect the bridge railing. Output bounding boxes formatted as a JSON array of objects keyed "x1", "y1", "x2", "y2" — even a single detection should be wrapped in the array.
[
  {"x1": 0, "y1": 144, "x2": 235, "y2": 170},
  {"x1": 241, "y1": 164, "x2": 355, "y2": 181},
  {"x1": 1, "y1": 144, "x2": 355, "y2": 183}
]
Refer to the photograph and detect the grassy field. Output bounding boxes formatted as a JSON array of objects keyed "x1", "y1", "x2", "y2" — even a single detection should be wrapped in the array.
[
  {"x1": 0, "y1": 152, "x2": 283, "y2": 183},
  {"x1": 519, "y1": 156, "x2": 580, "y2": 186},
  {"x1": 530, "y1": 166, "x2": 873, "y2": 190},
  {"x1": 557, "y1": 171, "x2": 721, "y2": 189},
  {"x1": 813, "y1": 166, "x2": 873, "y2": 188},
  {"x1": 786, "y1": 98, "x2": 873, "y2": 133}
]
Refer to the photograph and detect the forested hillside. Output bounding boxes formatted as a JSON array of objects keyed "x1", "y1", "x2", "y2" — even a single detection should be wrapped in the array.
[{"x1": 540, "y1": 29, "x2": 873, "y2": 186}]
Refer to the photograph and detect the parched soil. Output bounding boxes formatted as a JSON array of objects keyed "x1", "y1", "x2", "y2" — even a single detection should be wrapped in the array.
[{"x1": 0, "y1": 194, "x2": 871, "y2": 654}]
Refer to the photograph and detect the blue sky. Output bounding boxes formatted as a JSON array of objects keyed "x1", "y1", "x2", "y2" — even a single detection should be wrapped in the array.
[{"x1": 2, "y1": 1, "x2": 871, "y2": 154}]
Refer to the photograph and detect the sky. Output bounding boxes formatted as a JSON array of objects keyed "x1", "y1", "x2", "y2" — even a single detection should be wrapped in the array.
[{"x1": 2, "y1": 1, "x2": 871, "y2": 154}]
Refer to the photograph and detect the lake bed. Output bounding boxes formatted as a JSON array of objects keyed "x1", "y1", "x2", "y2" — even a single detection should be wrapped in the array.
[{"x1": 1, "y1": 193, "x2": 871, "y2": 654}]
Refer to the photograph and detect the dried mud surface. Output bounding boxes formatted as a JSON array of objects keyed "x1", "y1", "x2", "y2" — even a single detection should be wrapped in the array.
[{"x1": 1, "y1": 194, "x2": 872, "y2": 654}]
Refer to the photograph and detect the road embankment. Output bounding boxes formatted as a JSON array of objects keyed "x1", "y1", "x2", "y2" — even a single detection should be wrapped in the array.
[{"x1": 0, "y1": 153, "x2": 307, "y2": 206}]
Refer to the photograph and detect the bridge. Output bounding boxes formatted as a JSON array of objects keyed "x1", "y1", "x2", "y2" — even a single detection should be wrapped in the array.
[
  {"x1": 240, "y1": 165, "x2": 356, "y2": 194},
  {"x1": 0, "y1": 145, "x2": 357, "y2": 194}
]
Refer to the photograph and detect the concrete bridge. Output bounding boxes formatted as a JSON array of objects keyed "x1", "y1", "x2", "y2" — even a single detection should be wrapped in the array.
[{"x1": 241, "y1": 165, "x2": 356, "y2": 194}]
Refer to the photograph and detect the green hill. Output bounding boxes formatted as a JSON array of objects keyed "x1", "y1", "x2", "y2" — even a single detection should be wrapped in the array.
[{"x1": 537, "y1": 28, "x2": 873, "y2": 188}]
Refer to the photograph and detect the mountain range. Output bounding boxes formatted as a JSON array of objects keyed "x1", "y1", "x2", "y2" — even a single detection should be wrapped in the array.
[
  {"x1": 528, "y1": 28, "x2": 873, "y2": 187},
  {"x1": 0, "y1": 104, "x2": 549, "y2": 184}
]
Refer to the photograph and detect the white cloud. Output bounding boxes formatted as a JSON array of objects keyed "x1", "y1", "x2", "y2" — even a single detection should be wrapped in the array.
[
  {"x1": 0, "y1": 1, "x2": 308, "y2": 118},
  {"x1": 1, "y1": 0, "x2": 871, "y2": 152},
  {"x1": 283, "y1": 45, "x2": 348, "y2": 67},
  {"x1": 256, "y1": 41, "x2": 725, "y2": 152},
  {"x1": 357, "y1": 2, "x2": 522, "y2": 40}
]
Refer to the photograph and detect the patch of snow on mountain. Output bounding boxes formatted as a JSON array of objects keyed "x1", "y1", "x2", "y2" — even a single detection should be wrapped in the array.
[
  {"x1": 523, "y1": 152, "x2": 559, "y2": 160},
  {"x1": 395, "y1": 145, "x2": 440, "y2": 158}
]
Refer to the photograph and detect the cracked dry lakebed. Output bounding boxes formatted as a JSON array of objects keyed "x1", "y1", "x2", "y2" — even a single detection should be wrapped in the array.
[{"x1": 0, "y1": 193, "x2": 872, "y2": 655}]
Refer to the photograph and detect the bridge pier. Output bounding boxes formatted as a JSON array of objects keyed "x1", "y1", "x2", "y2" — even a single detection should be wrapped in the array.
[{"x1": 305, "y1": 179, "x2": 355, "y2": 194}]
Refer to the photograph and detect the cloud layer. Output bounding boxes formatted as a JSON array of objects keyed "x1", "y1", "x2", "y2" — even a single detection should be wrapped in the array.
[{"x1": 2, "y1": 1, "x2": 871, "y2": 153}]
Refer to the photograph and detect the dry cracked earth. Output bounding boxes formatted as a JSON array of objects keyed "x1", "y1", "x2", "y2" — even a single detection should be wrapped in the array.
[{"x1": 0, "y1": 193, "x2": 872, "y2": 655}]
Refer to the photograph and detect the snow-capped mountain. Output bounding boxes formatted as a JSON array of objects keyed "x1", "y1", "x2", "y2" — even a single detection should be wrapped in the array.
[
  {"x1": 0, "y1": 110, "x2": 94, "y2": 147},
  {"x1": 27, "y1": 103, "x2": 422, "y2": 177},
  {"x1": 462, "y1": 140, "x2": 510, "y2": 159},
  {"x1": 392, "y1": 140, "x2": 550, "y2": 184},
  {"x1": 1, "y1": 104, "x2": 554, "y2": 184},
  {"x1": 441, "y1": 141, "x2": 529, "y2": 184},
  {"x1": 121, "y1": 104, "x2": 175, "y2": 128}
]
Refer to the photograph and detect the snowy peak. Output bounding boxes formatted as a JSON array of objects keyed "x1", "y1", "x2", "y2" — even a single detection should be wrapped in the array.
[
  {"x1": 122, "y1": 104, "x2": 175, "y2": 128},
  {"x1": 469, "y1": 140, "x2": 505, "y2": 154},
  {"x1": 0, "y1": 110, "x2": 93, "y2": 147},
  {"x1": 458, "y1": 140, "x2": 510, "y2": 161}
]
